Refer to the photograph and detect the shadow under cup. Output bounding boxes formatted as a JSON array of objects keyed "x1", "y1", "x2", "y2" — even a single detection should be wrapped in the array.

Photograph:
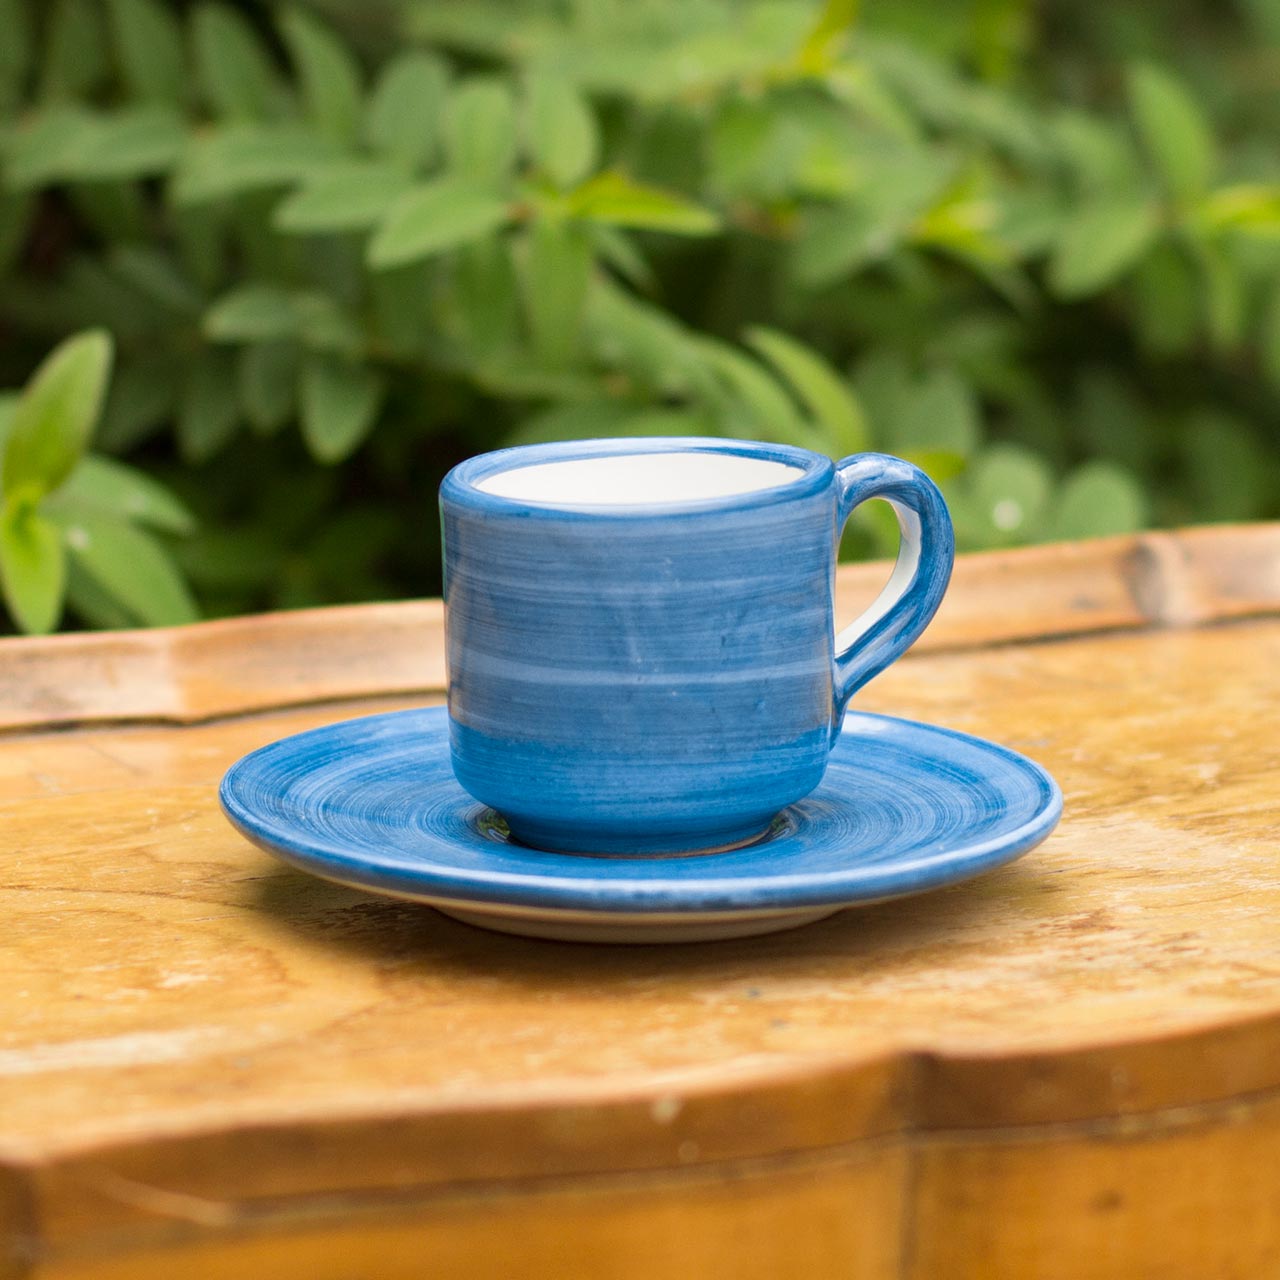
[{"x1": 440, "y1": 438, "x2": 954, "y2": 857}]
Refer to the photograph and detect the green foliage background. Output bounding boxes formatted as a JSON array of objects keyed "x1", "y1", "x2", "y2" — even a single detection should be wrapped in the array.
[{"x1": 1, "y1": 0, "x2": 1279, "y2": 630}]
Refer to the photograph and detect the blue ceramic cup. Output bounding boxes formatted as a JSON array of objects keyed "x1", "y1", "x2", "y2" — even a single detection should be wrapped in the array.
[{"x1": 440, "y1": 438, "x2": 953, "y2": 856}]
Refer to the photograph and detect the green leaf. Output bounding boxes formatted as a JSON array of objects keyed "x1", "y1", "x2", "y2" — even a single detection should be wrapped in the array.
[
  {"x1": 799, "y1": 0, "x2": 860, "y2": 68},
  {"x1": 968, "y1": 443, "x2": 1053, "y2": 541},
  {"x1": 109, "y1": 245, "x2": 203, "y2": 316},
  {"x1": 404, "y1": 2, "x2": 556, "y2": 58},
  {"x1": 866, "y1": 41, "x2": 1046, "y2": 163},
  {"x1": 48, "y1": 455, "x2": 196, "y2": 534},
  {"x1": 708, "y1": 97, "x2": 780, "y2": 200},
  {"x1": 3, "y1": 107, "x2": 183, "y2": 186},
  {"x1": 274, "y1": 163, "x2": 415, "y2": 234},
  {"x1": 586, "y1": 282, "x2": 717, "y2": 399},
  {"x1": 453, "y1": 236, "x2": 520, "y2": 356},
  {"x1": 1053, "y1": 111, "x2": 1140, "y2": 193},
  {"x1": 299, "y1": 356, "x2": 386, "y2": 463},
  {"x1": 4, "y1": 331, "x2": 113, "y2": 505},
  {"x1": 794, "y1": 204, "x2": 897, "y2": 287},
  {"x1": 589, "y1": 224, "x2": 655, "y2": 292},
  {"x1": 1051, "y1": 461, "x2": 1148, "y2": 540},
  {"x1": 0, "y1": 508, "x2": 65, "y2": 634},
  {"x1": 76, "y1": 107, "x2": 185, "y2": 181},
  {"x1": 2, "y1": 108, "x2": 91, "y2": 188},
  {"x1": 793, "y1": 153, "x2": 953, "y2": 287},
  {"x1": 893, "y1": 369, "x2": 981, "y2": 455},
  {"x1": 367, "y1": 179, "x2": 511, "y2": 269},
  {"x1": 366, "y1": 51, "x2": 448, "y2": 173},
  {"x1": 39, "y1": 0, "x2": 109, "y2": 103},
  {"x1": 692, "y1": 338, "x2": 807, "y2": 444},
  {"x1": 1196, "y1": 240, "x2": 1245, "y2": 351},
  {"x1": 290, "y1": 294, "x2": 362, "y2": 355},
  {"x1": 632, "y1": 10, "x2": 809, "y2": 100},
  {"x1": 64, "y1": 559, "x2": 136, "y2": 629},
  {"x1": 105, "y1": 0, "x2": 186, "y2": 105},
  {"x1": 63, "y1": 513, "x2": 197, "y2": 626},
  {"x1": 1127, "y1": 62, "x2": 1214, "y2": 203},
  {"x1": 911, "y1": 180, "x2": 1016, "y2": 275},
  {"x1": 521, "y1": 218, "x2": 591, "y2": 365},
  {"x1": 277, "y1": 7, "x2": 363, "y2": 145},
  {"x1": 566, "y1": 171, "x2": 719, "y2": 235},
  {"x1": 177, "y1": 351, "x2": 239, "y2": 462},
  {"x1": 996, "y1": 189, "x2": 1066, "y2": 257},
  {"x1": 1131, "y1": 242, "x2": 1199, "y2": 356},
  {"x1": 969, "y1": 0, "x2": 1029, "y2": 82},
  {"x1": 238, "y1": 341, "x2": 298, "y2": 434},
  {"x1": 744, "y1": 327, "x2": 868, "y2": 455},
  {"x1": 444, "y1": 78, "x2": 519, "y2": 188},
  {"x1": 97, "y1": 356, "x2": 181, "y2": 453},
  {"x1": 1047, "y1": 195, "x2": 1160, "y2": 299},
  {"x1": 204, "y1": 284, "x2": 299, "y2": 341},
  {"x1": 824, "y1": 60, "x2": 919, "y2": 142},
  {"x1": 527, "y1": 74, "x2": 599, "y2": 189},
  {"x1": 193, "y1": 3, "x2": 286, "y2": 122},
  {"x1": 1195, "y1": 183, "x2": 1280, "y2": 236},
  {"x1": 173, "y1": 126, "x2": 345, "y2": 204}
]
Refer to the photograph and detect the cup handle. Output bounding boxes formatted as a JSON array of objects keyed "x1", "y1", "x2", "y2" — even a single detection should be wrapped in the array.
[{"x1": 831, "y1": 453, "x2": 955, "y2": 739}]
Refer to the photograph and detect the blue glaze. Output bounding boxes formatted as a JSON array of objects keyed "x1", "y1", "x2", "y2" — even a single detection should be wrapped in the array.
[
  {"x1": 440, "y1": 438, "x2": 954, "y2": 855},
  {"x1": 831, "y1": 454, "x2": 954, "y2": 731},
  {"x1": 219, "y1": 706, "x2": 1062, "y2": 922}
]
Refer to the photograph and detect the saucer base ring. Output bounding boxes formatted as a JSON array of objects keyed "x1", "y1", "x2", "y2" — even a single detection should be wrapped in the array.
[{"x1": 434, "y1": 901, "x2": 840, "y2": 944}]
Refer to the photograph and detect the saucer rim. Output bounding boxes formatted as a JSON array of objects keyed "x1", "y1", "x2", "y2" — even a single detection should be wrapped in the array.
[{"x1": 220, "y1": 708, "x2": 1063, "y2": 917}]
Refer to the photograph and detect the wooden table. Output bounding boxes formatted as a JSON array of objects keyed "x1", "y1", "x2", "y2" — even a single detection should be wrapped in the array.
[{"x1": 2, "y1": 525, "x2": 1278, "y2": 1279}]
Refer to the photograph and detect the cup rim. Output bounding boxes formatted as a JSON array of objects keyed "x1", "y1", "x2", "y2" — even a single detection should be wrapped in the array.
[{"x1": 440, "y1": 437, "x2": 834, "y2": 518}]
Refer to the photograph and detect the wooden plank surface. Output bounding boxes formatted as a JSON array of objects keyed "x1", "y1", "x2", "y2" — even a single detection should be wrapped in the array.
[{"x1": 2, "y1": 525, "x2": 1279, "y2": 1278}]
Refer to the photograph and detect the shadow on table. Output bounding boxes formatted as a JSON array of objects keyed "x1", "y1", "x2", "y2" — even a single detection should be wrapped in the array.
[{"x1": 245, "y1": 855, "x2": 1054, "y2": 988}]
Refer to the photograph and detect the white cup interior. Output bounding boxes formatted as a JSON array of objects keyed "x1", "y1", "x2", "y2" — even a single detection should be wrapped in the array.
[{"x1": 474, "y1": 451, "x2": 805, "y2": 506}]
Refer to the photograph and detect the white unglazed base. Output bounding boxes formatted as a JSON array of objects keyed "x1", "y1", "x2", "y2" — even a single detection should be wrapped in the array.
[{"x1": 434, "y1": 902, "x2": 840, "y2": 944}]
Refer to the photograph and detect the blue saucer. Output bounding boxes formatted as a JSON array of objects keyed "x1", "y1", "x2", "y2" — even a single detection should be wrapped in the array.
[{"x1": 220, "y1": 707, "x2": 1062, "y2": 943}]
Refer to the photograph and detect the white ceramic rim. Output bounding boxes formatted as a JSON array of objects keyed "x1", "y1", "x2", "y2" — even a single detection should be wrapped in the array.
[{"x1": 474, "y1": 451, "x2": 806, "y2": 506}]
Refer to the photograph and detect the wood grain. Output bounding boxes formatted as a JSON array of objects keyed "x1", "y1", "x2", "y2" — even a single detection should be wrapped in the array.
[{"x1": 1, "y1": 525, "x2": 1279, "y2": 1277}]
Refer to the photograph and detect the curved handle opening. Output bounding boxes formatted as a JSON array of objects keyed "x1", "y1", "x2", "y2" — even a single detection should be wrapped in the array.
[{"x1": 831, "y1": 455, "x2": 955, "y2": 740}]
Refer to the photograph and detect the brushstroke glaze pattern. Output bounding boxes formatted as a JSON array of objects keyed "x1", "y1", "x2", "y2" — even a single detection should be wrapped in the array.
[
  {"x1": 440, "y1": 438, "x2": 954, "y2": 855},
  {"x1": 219, "y1": 706, "x2": 1062, "y2": 943}
]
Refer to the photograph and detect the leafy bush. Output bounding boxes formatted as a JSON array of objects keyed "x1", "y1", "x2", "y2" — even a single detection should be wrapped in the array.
[
  {"x1": 0, "y1": 330, "x2": 196, "y2": 631},
  {"x1": 1, "y1": 0, "x2": 1278, "y2": 630}
]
